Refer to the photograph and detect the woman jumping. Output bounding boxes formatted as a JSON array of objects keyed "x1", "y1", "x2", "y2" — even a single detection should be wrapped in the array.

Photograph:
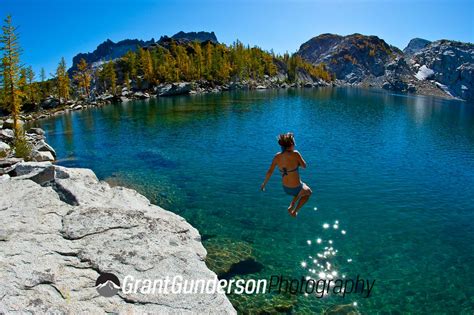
[{"x1": 260, "y1": 133, "x2": 312, "y2": 217}]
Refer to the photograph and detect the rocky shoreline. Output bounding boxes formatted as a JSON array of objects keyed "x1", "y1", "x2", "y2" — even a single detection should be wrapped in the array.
[
  {"x1": 30, "y1": 77, "x2": 329, "y2": 122},
  {"x1": 0, "y1": 123, "x2": 57, "y2": 163},
  {"x1": 0, "y1": 131, "x2": 236, "y2": 313},
  {"x1": 1, "y1": 76, "x2": 462, "y2": 126}
]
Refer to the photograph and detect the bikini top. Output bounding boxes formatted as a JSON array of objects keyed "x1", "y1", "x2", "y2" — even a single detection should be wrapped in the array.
[
  {"x1": 279, "y1": 165, "x2": 299, "y2": 177},
  {"x1": 279, "y1": 149, "x2": 300, "y2": 177}
]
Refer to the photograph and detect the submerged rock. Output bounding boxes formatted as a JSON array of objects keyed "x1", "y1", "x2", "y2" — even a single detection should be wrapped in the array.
[
  {"x1": 204, "y1": 237, "x2": 255, "y2": 277},
  {"x1": 229, "y1": 292, "x2": 298, "y2": 314},
  {"x1": 323, "y1": 303, "x2": 360, "y2": 315}
]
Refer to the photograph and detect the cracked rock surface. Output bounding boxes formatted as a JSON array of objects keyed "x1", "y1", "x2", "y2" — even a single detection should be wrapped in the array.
[{"x1": 0, "y1": 163, "x2": 235, "y2": 314}]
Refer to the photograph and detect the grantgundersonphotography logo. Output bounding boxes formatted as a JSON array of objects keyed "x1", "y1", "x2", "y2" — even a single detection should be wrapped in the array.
[
  {"x1": 96, "y1": 273, "x2": 121, "y2": 297},
  {"x1": 95, "y1": 273, "x2": 375, "y2": 299}
]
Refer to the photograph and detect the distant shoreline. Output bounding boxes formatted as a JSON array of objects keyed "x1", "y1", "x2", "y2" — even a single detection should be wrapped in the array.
[{"x1": 3, "y1": 81, "x2": 464, "y2": 126}]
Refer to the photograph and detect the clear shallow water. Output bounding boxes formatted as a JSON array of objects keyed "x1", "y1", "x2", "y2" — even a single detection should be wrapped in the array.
[{"x1": 34, "y1": 88, "x2": 474, "y2": 313}]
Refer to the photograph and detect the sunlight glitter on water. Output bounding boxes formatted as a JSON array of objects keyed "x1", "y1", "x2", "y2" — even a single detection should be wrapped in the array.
[{"x1": 302, "y1": 219, "x2": 353, "y2": 299}]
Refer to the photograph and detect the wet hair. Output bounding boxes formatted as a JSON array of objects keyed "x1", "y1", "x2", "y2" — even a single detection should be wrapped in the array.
[{"x1": 278, "y1": 132, "x2": 295, "y2": 149}]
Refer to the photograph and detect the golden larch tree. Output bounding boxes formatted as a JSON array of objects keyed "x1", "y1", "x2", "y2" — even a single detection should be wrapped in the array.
[
  {"x1": 73, "y1": 58, "x2": 91, "y2": 97},
  {"x1": 56, "y1": 57, "x2": 70, "y2": 104}
]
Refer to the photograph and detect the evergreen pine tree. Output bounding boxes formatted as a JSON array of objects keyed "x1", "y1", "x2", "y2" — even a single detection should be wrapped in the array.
[{"x1": 0, "y1": 15, "x2": 23, "y2": 138}]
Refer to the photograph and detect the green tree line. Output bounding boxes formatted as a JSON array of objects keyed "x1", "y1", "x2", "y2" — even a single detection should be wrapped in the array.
[
  {"x1": 1, "y1": 14, "x2": 333, "y2": 113},
  {"x1": 94, "y1": 40, "x2": 332, "y2": 94}
]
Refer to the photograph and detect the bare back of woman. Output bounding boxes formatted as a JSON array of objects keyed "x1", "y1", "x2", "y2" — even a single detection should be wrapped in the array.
[{"x1": 261, "y1": 133, "x2": 312, "y2": 217}]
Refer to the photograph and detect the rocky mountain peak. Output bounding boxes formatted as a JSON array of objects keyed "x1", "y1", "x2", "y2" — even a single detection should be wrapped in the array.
[
  {"x1": 69, "y1": 31, "x2": 218, "y2": 74},
  {"x1": 297, "y1": 33, "x2": 402, "y2": 82},
  {"x1": 170, "y1": 31, "x2": 218, "y2": 43},
  {"x1": 69, "y1": 38, "x2": 155, "y2": 73},
  {"x1": 403, "y1": 38, "x2": 431, "y2": 56},
  {"x1": 297, "y1": 33, "x2": 473, "y2": 100}
]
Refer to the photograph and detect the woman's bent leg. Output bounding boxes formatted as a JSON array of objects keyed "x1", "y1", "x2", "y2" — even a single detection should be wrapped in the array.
[
  {"x1": 288, "y1": 195, "x2": 299, "y2": 213},
  {"x1": 292, "y1": 184, "x2": 312, "y2": 215}
]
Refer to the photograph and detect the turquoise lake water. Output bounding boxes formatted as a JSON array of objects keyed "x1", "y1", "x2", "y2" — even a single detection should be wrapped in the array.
[{"x1": 35, "y1": 88, "x2": 474, "y2": 313}]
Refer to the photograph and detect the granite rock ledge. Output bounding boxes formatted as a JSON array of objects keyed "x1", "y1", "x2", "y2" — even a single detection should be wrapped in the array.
[{"x1": 0, "y1": 162, "x2": 236, "y2": 314}]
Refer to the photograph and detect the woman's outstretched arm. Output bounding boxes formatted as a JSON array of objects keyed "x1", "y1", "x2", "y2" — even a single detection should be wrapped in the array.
[{"x1": 261, "y1": 155, "x2": 277, "y2": 191}]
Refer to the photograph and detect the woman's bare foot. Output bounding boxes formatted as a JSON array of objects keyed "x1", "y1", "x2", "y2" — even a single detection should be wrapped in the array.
[
  {"x1": 288, "y1": 202, "x2": 296, "y2": 212},
  {"x1": 288, "y1": 195, "x2": 298, "y2": 212},
  {"x1": 288, "y1": 208, "x2": 297, "y2": 217}
]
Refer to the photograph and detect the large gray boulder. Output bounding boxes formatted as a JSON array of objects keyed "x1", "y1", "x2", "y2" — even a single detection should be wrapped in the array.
[
  {"x1": 2, "y1": 118, "x2": 24, "y2": 129},
  {"x1": 31, "y1": 150, "x2": 55, "y2": 162},
  {"x1": 0, "y1": 158, "x2": 22, "y2": 175},
  {"x1": 98, "y1": 94, "x2": 115, "y2": 101},
  {"x1": 158, "y1": 82, "x2": 192, "y2": 96},
  {"x1": 35, "y1": 139, "x2": 57, "y2": 158},
  {"x1": 0, "y1": 141, "x2": 10, "y2": 156},
  {"x1": 27, "y1": 127, "x2": 45, "y2": 136},
  {"x1": 382, "y1": 78, "x2": 408, "y2": 92},
  {"x1": 0, "y1": 165, "x2": 235, "y2": 314},
  {"x1": 41, "y1": 97, "x2": 60, "y2": 109},
  {"x1": 133, "y1": 91, "x2": 150, "y2": 99},
  {"x1": 0, "y1": 129, "x2": 14, "y2": 141},
  {"x1": 12, "y1": 161, "x2": 55, "y2": 185}
]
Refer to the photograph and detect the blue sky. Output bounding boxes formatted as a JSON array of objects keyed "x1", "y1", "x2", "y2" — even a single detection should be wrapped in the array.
[{"x1": 1, "y1": 0, "x2": 473, "y2": 77}]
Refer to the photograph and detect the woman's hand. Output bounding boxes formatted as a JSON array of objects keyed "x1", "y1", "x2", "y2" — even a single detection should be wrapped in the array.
[{"x1": 261, "y1": 155, "x2": 277, "y2": 192}]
